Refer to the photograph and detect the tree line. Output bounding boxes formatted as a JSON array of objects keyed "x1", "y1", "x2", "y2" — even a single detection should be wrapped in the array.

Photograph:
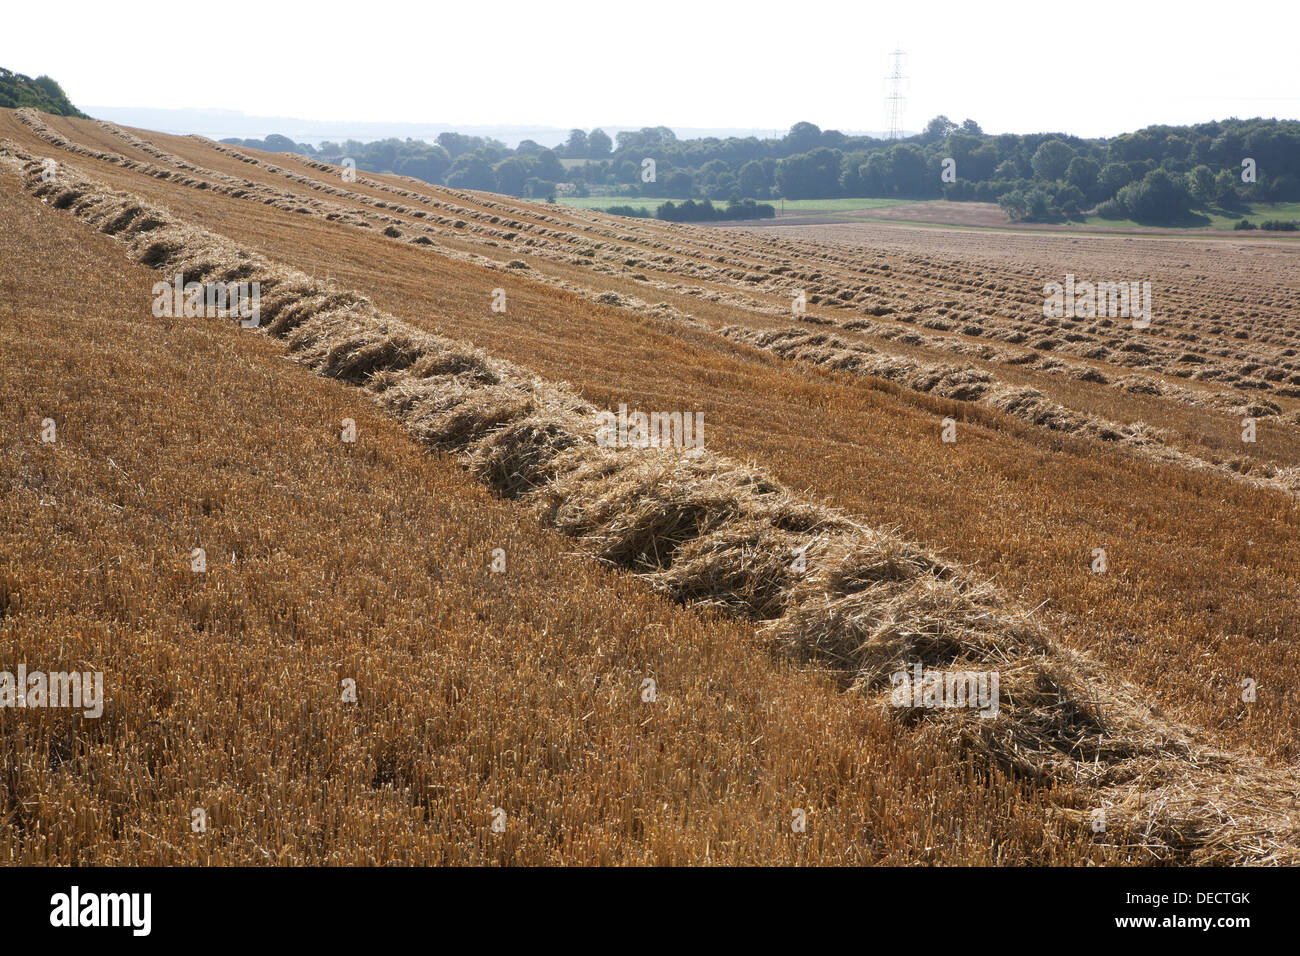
[
  {"x1": 223, "y1": 115, "x2": 1300, "y2": 225},
  {"x1": 0, "y1": 68, "x2": 87, "y2": 117},
  {"x1": 16, "y1": 63, "x2": 1292, "y2": 225}
]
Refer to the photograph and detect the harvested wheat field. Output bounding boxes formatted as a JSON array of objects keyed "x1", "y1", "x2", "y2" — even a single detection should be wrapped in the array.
[{"x1": 2, "y1": 108, "x2": 1299, "y2": 871}]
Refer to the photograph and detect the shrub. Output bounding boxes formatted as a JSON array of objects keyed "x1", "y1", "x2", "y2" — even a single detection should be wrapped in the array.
[
  {"x1": 602, "y1": 205, "x2": 652, "y2": 218},
  {"x1": 1095, "y1": 198, "x2": 1127, "y2": 220},
  {"x1": 655, "y1": 199, "x2": 775, "y2": 222},
  {"x1": 1115, "y1": 169, "x2": 1193, "y2": 224}
]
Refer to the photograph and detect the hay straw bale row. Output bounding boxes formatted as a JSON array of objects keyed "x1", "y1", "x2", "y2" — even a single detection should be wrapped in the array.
[
  {"x1": 81, "y1": 116, "x2": 708, "y2": 333},
  {"x1": 721, "y1": 325, "x2": 1300, "y2": 496},
  {"x1": 836, "y1": 314, "x2": 1281, "y2": 419}
]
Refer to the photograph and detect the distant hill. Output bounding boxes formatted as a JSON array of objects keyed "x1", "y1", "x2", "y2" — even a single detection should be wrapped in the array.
[
  {"x1": 83, "y1": 106, "x2": 888, "y2": 149},
  {"x1": 0, "y1": 68, "x2": 87, "y2": 117}
]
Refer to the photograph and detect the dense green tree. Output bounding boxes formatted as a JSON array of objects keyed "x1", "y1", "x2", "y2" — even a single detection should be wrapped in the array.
[
  {"x1": 1031, "y1": 139, "x2": 1076, "y2": 181},
  {"x1": 259, "y1": 134, "x2": 297, "y2": 153},
  {"x1": 966, "y1": 143, "x2": 1000, "y2": 181},
  {"x1": 1116, "y1": 168, "x2": 1193, "y2": 223},
  {"x1": 493, "y1": 158, "x2": 527, "y2": 195},
  {"x1": 783, "y1": 122, "x2": 823, "y2": 155},
  {"x1": 994, "y1": 159, "x2": 1021, "y2": 179},
  {"x1": 999, "y1": 185, "x2": 1059, "y2": 221},
  {"x1": 943, "y1": 132, "x2": 981, "y2": 164},
  {"x1": 445, "y1": 155, "x2": 496, "y2": 190},
  {"x1": 398, "y1": 148, "x2": 451, "y2": 184},
  {"x1": 1108, "y1": 131, "x2": 1162, "y2": 164},
  {"x1": 662, "y1": 170, "x2": 695, "y2": 198},
  {"x1": 371, "y1": 139, "x2": 398, "y2": 172},
  {"x1": 738, "y1": 160, "x2": 769, "y2": 197},
  {"x1": 860, "y1": 152, "x2": 889, "y2": 195},
  {"x1": 820, "y1": 129, "x2": 847, "y2": 149},
  {"x1": 922, "y1": 115, "x2": 958, "y2": 143},
  {"x1": 776, "y1": 147, "x2": 843, "y2": 199},
  {"x1": 615, "y1": 126, "x2": 677, "y2": 153},
  {"x1": 0, "y1": 68, "x2": 87, "y2": 116},
  {"x1": 1214, "y1": 169, "x2": 1238, "y2": 203},
  {"x1": 564, "y1": 129, "x2": 588, "y2": 158},
  {"x1": 884, "y1": 143, "x2": 928, "y2": 196},
  {"x1": 1270, "y1": 174, "x2": 1300, "y2": 201},
  {"x1": 707, "y1": 174, "x2": 739, "y2": 200},
  {"x1": 587, "y1": 128, "x2": 612, "y2": 158},
  {"x1": 1096, "y1": 162, "x2": 1134, "y2": 196},
  {"x1": 1065, "y1": 156, "x2": 1100, "y2": 197},
  {"x1": 531, "y1": 149, "x2": 565, "y2": 181},
  {"x1": 436, "y1": 132, "x2": 476, "y2": 158},
  {"x1": 1054, "y1": 183, "x2": 1086, "y2": 217},
  {"x1": 1187, "y1": 165, "x2": 1216, "y2": 203}
]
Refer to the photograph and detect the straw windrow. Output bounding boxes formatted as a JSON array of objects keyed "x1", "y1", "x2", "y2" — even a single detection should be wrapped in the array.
[{"x1": 721, "y1": 325, "x2": 1300, "y2": 495}]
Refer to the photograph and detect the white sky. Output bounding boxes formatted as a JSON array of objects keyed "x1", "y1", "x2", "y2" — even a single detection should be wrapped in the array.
[{"x1": 6, "y1": 0, "x2": 1299, "y2": 137}]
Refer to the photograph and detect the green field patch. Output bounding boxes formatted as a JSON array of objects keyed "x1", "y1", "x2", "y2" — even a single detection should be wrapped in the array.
[{"x1": 552, "y1": 196, "x2": 916, "y2": 213}]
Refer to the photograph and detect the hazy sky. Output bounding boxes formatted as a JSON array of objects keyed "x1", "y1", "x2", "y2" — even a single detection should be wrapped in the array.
[{"x1": 8, "y1": 0, "x2": 1299, "y2": 137}]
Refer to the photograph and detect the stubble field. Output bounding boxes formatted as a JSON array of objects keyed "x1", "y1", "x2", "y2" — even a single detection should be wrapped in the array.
[{"x1": 2, "y1": 108, "x2": 1298, "y2": 865}]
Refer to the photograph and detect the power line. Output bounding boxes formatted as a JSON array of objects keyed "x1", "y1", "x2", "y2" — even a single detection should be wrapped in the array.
[{"x1": 885, "y1": 49, "x2": 907, "y2": 140}]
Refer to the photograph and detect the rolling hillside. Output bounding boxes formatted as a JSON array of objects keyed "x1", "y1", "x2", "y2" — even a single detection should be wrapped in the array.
[{"x1": 3, "y1": 108, "x2": 1299, "y2": 864}]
